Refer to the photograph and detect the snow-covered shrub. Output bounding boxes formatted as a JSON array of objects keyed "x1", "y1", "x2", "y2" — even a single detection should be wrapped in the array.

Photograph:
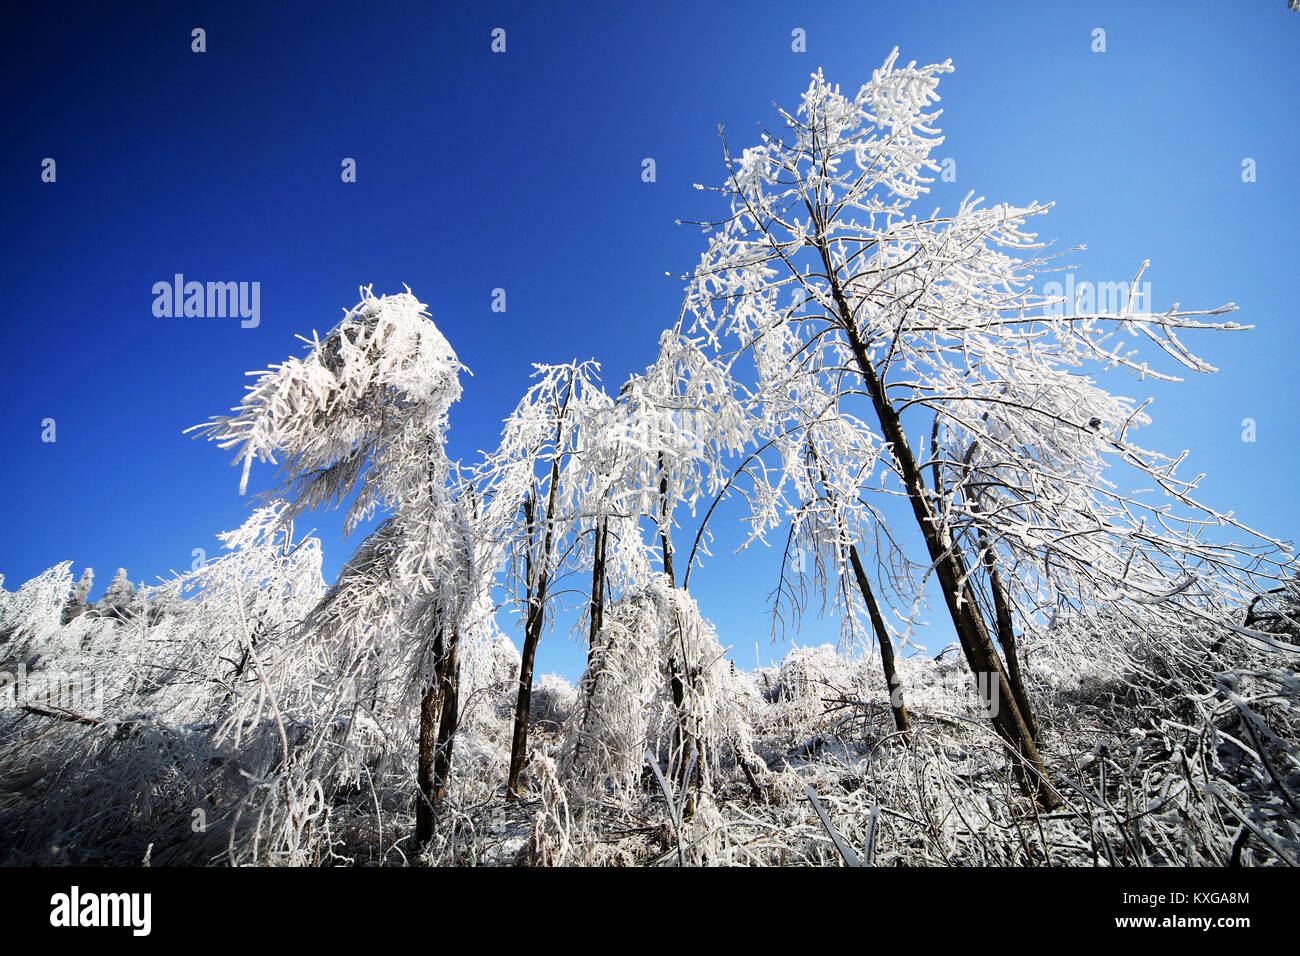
[
  {"x1": 769, "y1": 644, "x2": 851, "y2": 704},
  {"x1": 0, "y1": 561, "x2": 77, "y2": 665},
  {"x1": 0, "y1": 506, "x2": 332, "y2": 865},
  {"x1": 529, "y1": 673, "x2": 576, "y2": 731},
  {"x1": 562, "y1": 576, "x2": 752, "y2": 804}
]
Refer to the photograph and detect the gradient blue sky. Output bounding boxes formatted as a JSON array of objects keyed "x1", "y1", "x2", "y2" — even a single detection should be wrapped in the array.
[{"x1": 2, "y1": 1, "x2": 1296, "y2": 680}]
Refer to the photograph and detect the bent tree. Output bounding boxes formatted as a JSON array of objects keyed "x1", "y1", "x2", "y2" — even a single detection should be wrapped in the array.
[
  {"x1": 684, "y1": 53, "x2": 1260, "y2": 805},
  {"x1": 192, "y1": 289, "x2": 475, "y2": 845}
]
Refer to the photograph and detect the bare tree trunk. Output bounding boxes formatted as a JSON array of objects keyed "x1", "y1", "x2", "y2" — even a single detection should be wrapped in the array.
[
  {"x1": 416, "y1": 625, "x2": 460, "y2": 848},
  {"x1": 658, "y1": 452, "x2": 675, "y2": 587},
  {"x1": 508, "y1": 462, "x2": 560, "y2": 798},
  {"x1": 973, "y1": 520, "x2": 1039, "y2": 742},
  {"x1": 848, "y1": 544, "x2": 910, "y2": 733},
  {"x1": 809, "y1": 448, "x2": 910, "y2": 735},
  {"x1": 588, "y1": 518, "x2": 608, "y2": 668},
  {"x1": 415, "y1": 681, "x2": 440, "y2": 846},
  {"x1": 667, "y1": 655, "x2": 701, "y2": 818},
  {"x1": 507, "y1": 599, "x2": 543, "y2": 798},
  {"x1": 947, "y1": 432, "x2": 1040, "y2": 744},
  {"x1": 433, "y1": 633, "x2": 460, "y2": 804},
  {"x1": 658, "y1": 456, "x2": 699, "y2": 812},
  {"x1": 816, "y1": 245, "x2": 1059, "y2": 807},
  {"x1": 506, "y1": 378, "x2": 574, "y2": 800},
  {"x1": 573, "y1": 520, "x2": 609, "y2": 769}
]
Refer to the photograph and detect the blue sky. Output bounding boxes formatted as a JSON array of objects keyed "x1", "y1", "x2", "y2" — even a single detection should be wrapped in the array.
[{"x1": 2, "y1": 1, "x2": 1296, "y2": 680}]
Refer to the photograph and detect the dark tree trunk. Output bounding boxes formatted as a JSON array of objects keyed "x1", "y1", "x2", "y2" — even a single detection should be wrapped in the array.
[
  {"x1": 505, "y1": 380, "x2": 574, "y2": 800},
  {"x1": 814, "y1": 240, "x2": 1059, "y2": 807},
  {"x1": 667, "y1": 655, "x2": 701, "y2": 818},
  {"x1": 507, "y1": 600, "x2": 543, "y2": 798},
  {"x1": 508, "y1": 472, "x2": 558, "y2": 799},
  {"x1": 658, "y1": 457, "x2": 699, "y2": 811},
  {"x1": 573, "y1": 520, "x2": 610, "y2": 769},
  {"x1": 975, "y1": 522, "x2": 1039, "y2": 742},
  {"x1": 946, "y1": 435, "x2": 1041, "y2": 745},
  {"x1": 937, "y1": 433, "x2": 1041, "y2": 746},
  {"x1": 588, "y1": 518, "x2": 608, "y2": 669},
  {"x1": 415, "y1": 686, "x2": 440, "y2": 847},
  {"x1": 658, "y1": 452, "x2": 675, "y2": 587},
  {"x1": 848, "y1": 544, "x2": 910, "y2": 733},
  {"x1": 415, "y1": 625, "x2": 460, "y2": 848},
  {"x1": 432, "y1": 634, "x2": 460, "y2": 804},
  {"x1": 808, "y1": 449, "x2": 910, "y2": 736}
]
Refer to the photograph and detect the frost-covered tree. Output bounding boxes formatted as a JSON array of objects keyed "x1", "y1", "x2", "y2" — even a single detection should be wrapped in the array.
[
  {"x1": 476, "y1": 361, "x2": 611, "y2": 797},
  {"x1": 60, "y1": 568, "x2": 93, "y2": 625},
  {"x1": 683, "y1": 51, "x2": 1290, "y2": 804},
  {"x1": 93, "y1": 568, "x2": 136, "y2": 623},
  {"x1": 191, "y1": 288, "x2": 475, "y2": 847},
  {"x1": 559, "y1": 325, "x2": 757, "y2": 798}
]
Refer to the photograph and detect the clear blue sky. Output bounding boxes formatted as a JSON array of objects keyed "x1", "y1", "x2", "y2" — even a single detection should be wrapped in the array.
[{"x1": 2, "y1": 1, "x2": 1296, "y2": 680}]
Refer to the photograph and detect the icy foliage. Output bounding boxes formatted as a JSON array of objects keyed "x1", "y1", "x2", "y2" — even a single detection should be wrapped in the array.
[{"x1": 191, "y1": 288, "x2": 463, "y2": 525}]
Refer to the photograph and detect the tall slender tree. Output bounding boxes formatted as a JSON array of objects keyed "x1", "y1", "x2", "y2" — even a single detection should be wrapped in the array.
[{"x1": 476, "y1": 361, "x2": 610, "y2": 799}]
